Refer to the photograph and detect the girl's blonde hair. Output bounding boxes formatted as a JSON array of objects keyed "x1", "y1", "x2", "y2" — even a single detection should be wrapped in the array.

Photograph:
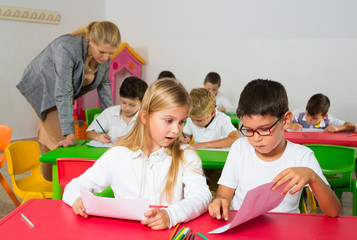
[
  {"x1": 115, "y1": 78, "x2": 191, "y2": 203},
  {"x1": 71, "y1": 21, "x2": 121, "y2": 48}
]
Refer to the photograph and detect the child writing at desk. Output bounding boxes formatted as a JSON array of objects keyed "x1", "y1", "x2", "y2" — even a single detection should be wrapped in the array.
[
  {"x1": 182, "y1": 88, "x2": 239, "y2": 149},
  {"x1": 203, "y1": 72, "x2": 236, "y2": 113},
  {"x1": 208, "y1": 79, "x2": 341, "y2": 220},
  {"x1": 63, "y1": 78, "x2": 212, "y2": 230},
  {"x1": 86, "y1": 76, "x2": 148, "y2": 144},
  {"x1": 288, "y1": 93, "x2": 356, "y2": 132}
]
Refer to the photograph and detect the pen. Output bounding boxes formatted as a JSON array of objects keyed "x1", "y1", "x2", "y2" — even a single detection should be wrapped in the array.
[
  {"x1": 345, "y1": 131, "x2": 352, "y2": 135},
  {"x1": 81, "y1": 140, "x2": 87, "y2": 145},
  {"x1": 95, "y1": 119, "x2": 106, "y2": 134},
  {"x1": 182, "y1": 132, "x2": 187, "y2": 139},
  {"x1": 197, "y1": 232, "x2": 210, "y2": 240},
  {"x1": 21, "y1": 213, "x2": 35, "y2": 228},
  {"x1": 349, "y1": 134, "x2": 357, "y2": 137}
]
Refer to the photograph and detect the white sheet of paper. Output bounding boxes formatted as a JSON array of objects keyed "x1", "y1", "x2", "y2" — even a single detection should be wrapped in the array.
[
  {"x1": 209, "y1": 181, "x2": 288, "y2": 234},
  {"x1": 81, "y1": 190, "x2": 149, "y2": 221},
  {"x1": 285, "y1": 128, "x2": 324, "y2": 132},
  {"x1": 86, "y1": 140, "x2": 113, "y2": 148},
  {"x1": 200, "y1": 147, "x2": 230, "y2": 151}
]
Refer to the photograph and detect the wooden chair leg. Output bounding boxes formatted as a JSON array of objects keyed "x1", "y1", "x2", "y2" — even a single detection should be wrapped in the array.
[{"x1": 0, "y1": 172, "x2": 21, "y2": 207}]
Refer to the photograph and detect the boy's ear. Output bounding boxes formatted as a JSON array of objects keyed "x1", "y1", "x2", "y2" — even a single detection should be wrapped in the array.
[
  {"x1": 211, "y1": 108, "x2": 216, "y2": 117},
  {"x1": 322, "y1": 113, "x2": 328, "y2": 119},
  {"x1": 282, "y1": 112, "x2": 293, "y2": 129},
  {"x1": 140, "y1": 110, "x2": 147, "y2": 125}
]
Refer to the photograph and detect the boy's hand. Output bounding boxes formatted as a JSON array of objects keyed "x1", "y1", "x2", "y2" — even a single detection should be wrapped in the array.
[
  {"x1": 208, "y1": 196, "x2": 230, "y2": 221},
  {"x1": 72, "y1": 198, "x2": 88, "y2": 218},
  {"x1": 96, "y1": 133, "x2": 111, "y2": 143},
  {"x1": 272, "y1": 167, "x2": 316, "y2": 195},
  {"x1": 324, "y1": 125, "x2": 338, "y2": 133},
  {"x1": 288, "y1": 123, "x2": 303, "y2": 131},
  {"x1": 141, "y1": 209, "x2": 170, "y2": 230}
]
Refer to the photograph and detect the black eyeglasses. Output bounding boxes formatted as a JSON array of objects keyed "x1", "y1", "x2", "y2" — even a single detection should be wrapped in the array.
[{"x1": 240, "y1": 115, "x2": 284, "y2": 137}]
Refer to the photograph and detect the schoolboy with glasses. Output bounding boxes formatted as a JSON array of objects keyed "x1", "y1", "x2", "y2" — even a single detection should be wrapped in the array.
[{"x1": 208, "y1": 79, "x2": 341, "y2": 220}]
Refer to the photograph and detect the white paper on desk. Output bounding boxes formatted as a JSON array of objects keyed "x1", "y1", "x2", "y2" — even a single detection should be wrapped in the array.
[
  {"x1": 86, "y1": 140, "x2": 113, "y2": 148},
  {"x1": 209, "y1": 181, "x2": 289, "y2": 234},
  {"x1": 285, "y1": 128, "x2": 324, "y2": 132},
  {"x1": 200, "y1": 147, "x2": 230, "y2": 151},
  {"x1": 81, "y1": 190, "x2": 149, "y2": 221}
]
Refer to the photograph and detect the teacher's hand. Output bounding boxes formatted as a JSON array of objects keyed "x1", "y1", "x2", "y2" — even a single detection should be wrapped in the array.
[{"x1": 57, "y1": 133, "x2": 76, "y2": 148}]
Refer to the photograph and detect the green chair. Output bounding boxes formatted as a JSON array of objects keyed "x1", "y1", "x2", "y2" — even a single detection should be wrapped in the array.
[
  {"x1": 85, "y1": 107, "x2": 101, "y2": 126},
  {"x1": 305, "y1": 144, "x2": 357, "y2": 216}
]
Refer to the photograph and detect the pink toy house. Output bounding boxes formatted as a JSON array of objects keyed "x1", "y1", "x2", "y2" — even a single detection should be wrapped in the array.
[{"x1": 73, "y1": 43, "x2": 146, "y2": 120}]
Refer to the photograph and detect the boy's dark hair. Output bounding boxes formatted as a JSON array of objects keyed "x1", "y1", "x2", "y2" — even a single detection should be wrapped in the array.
[
  {"x1": 119, "y1": 76, "x2": 148, "y2": 102},
  {"x1": 306, "y1": 93, "x2": 330, "y2": 116},
  {"x1": 204, "y1": 72, "x2": 221, "y2": 86},
  {"x1": 157, "y1": 71, "x2": 176, "y2": 79},
  {"x1": 236, "y1": 79, "x2": 289, "y2": 118}
]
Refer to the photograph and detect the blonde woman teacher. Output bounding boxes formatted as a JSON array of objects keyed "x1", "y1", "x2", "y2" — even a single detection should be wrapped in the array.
[{"x1": 17, "y1": 21, "x2": 121, "y2": 180}]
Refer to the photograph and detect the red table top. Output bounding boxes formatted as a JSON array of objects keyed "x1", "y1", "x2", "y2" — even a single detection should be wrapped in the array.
[
  {"x1": 1, "y1": 199, "x2": 356, "y2": 240},
  {"x1": 284, "y1": 131, "x2": 357, "y2": 147}
]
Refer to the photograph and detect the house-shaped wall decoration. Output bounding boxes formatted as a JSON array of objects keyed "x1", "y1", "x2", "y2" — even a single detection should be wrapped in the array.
[
  {"x1": 109, "y1": 42, "x2": 146, "y2": 103},
  {"x1": 73, "y1": 43, "x2": 146, "y2": 121}
]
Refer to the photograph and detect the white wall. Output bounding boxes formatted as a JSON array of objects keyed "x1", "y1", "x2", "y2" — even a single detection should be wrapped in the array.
[
  {"x1": 1, "y1": 0, "x2": 357, "y2": 140},
  {"x1": 106, "y1": 0, "x2": 357, "y2": 124},
  {"x1": 0, "y1": 0, "x2": 105, "y2": 139}
]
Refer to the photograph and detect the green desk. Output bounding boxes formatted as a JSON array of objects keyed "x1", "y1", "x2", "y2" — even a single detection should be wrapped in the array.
[
  {"x1": 40, "y1": 140, "x2": 229, "y2": 200},
  {"x1": 225, "y1": 113, "x2": 240, "y2": 129}
]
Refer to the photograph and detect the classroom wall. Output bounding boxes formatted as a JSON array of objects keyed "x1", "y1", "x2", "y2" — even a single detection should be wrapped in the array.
[
  {"x1": 1, "y1": 0, "x2": 356, "y2": 140},
  {"x1": 0, "y1": 0, "x2": 105, "y2": 140},
  {"x1": 106, "y1": 0, "x2": 357, "y2": 124}
]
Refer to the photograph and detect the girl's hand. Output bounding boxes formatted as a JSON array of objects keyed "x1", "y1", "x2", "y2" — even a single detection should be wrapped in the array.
[
  {"x1": 272, "y1": 167, "x2": 316, "y2": 195},
  {"x1": 141, "y1": 209, "x2": 170, "y2": 230},
  {"x1": 72, "y1": 198, "x2": 88, "y2": 218},
  {"x1": 208, "y1": 196, "x2": 230, "y2": 221}
]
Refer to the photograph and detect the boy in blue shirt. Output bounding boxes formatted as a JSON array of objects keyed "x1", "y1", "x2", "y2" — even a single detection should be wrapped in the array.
[
  {"x1": 289, "y1": 93, "x2": 356, "y2": 132},
  {"x1": 209, "y1": 79, "x2": 341, "y2": 220}
]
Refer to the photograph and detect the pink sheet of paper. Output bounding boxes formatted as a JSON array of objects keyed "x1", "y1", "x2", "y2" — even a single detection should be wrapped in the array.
[
  {"x1": 81, "y1": 190, "x2": 150, "y2": 221},
  {"x1": 209, "y1": 181, "x2": 289, "y2": 234}
]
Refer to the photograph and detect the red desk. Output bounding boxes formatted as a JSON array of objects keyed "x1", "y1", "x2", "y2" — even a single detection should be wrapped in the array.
[
  {"x1": 1, "y1": 199, "x2": 357, "y2": 240},
  {"x1": 284, "y1": 131, "x2": 357, "y2": 147}
]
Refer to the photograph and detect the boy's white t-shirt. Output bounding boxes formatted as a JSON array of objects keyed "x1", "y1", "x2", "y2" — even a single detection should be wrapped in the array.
[
  {"x1": 216, "y1": 91, "x2": 236, "y2": 114},
  {"x1": 218, "y1": 137, "x2": 328, "y2": 213},
  {"x1": 183, "y1": 109, "x2": 237, "y2": 143},
  {"x1": 86, "y1": 105, "x2": 138, "y2": 141}
]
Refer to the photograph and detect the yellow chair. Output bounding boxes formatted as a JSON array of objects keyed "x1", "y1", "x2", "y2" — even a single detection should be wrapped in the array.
[
  {"x1": 0, "y1": 124, "x2": 21, "y2": 207},
  {"x1": 5, "y1": 141, "x2": 52, "y2": 204}
]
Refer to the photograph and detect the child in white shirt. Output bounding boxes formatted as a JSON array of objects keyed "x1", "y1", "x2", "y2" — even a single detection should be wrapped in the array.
[
  {"x1": 289, "y1": 93, "x2": 356, "y2": 132},
  {"x1": 209, "y1": 79, "x2": 341, "y2": 220},
  {"x1": 87, "y1": 76, "x2": 148, "y2": 143},
  {"x1": 183, "y1": 88, "x2": 238, "y2": 149},
  {"x1": 203, "y1": 72, "x2": 236, "y2": 114},
  {"x1": 63, "y1": 78, "x2": 211, "y2": 230}
]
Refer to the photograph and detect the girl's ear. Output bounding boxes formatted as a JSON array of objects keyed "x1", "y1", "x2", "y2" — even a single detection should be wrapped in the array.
[
  {"x1": 140, "y1": 110, "x2": 147, "y2": 125},
  {"x1": 282, "y1": 111, "x2": 293, "y2": 129}
]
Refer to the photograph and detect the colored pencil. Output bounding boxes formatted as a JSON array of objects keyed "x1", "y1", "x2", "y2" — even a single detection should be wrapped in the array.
[
  {"x1": 197, "y1": 232, "x2": 209, "y2": 240},
  {"x1": 170, "y1": 223, "x2": 181, "y2": 240}
]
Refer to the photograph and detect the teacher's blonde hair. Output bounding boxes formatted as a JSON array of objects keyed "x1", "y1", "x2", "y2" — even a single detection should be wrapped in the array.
[{"x1": 71, "y1": 21, "x2": 121, "y2": 48}]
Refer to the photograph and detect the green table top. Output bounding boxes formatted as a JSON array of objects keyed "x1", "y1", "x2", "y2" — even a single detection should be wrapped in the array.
[
  {"x1": 225, "y1": 113, "x2": 240, "y2": 125},
  {"x1": 40, "y1": 140, "x2": 228, "y2": 169}
]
